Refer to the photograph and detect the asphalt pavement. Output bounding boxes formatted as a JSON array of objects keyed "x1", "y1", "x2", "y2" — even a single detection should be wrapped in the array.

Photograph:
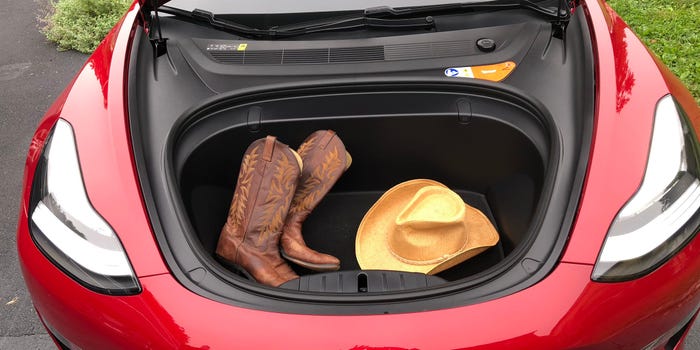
[
  {"x1": 0, "y1": 0, "x2": 87, "y2": 348},
  {"x1": 0, "y1": 0, "x2": 698, "y2": 349}
]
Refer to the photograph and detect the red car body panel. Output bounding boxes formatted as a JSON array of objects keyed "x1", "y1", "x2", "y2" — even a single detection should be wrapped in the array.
[
  {"x1": 19, "y1": 221, "x2": 700, "y2": 349},
  {"x1": 19, "y1": 3, "x2": 169, "y2": 278},
  {"x1": 561, "y1": 0, "x2": 674, "y2": 264},
  {"x1": 16, "y1": 0, "x2": 700, "y2": 348}
]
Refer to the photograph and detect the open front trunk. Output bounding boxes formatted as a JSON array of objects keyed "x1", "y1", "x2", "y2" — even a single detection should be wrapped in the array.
[
  {"x1": 176, "y1": 86, "x2": 549, "y2": 287},
  {"x1": 128, "y1": 5, "x2": 594, "y2": 312}
]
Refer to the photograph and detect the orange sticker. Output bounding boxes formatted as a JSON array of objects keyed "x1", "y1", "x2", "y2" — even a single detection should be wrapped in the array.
[{"x1": 444, "y1": 61, "x2": 516, "y2": 82}]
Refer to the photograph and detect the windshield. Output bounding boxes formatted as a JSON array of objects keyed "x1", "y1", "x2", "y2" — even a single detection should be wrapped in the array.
[{"x1": 165, "y1": 0, "x2": 550, "y2": 14}]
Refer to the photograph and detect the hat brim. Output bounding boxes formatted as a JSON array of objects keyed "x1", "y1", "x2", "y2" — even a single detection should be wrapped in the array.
[{"x1": 355, "y1": 179, "x2": 500, "y2": 275}]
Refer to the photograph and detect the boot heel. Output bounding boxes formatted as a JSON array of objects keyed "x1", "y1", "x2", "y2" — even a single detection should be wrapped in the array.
[{"x1": 215, "y1": 254, "x2": 255, "y2": 281}]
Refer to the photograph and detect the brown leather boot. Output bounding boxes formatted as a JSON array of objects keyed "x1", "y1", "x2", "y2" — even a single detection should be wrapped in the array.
[
  {"x1": 216, "y1": 136, "x2": 302, "y2": 287},
  {"x1": 280, "y1": 130, "x2": 351, "y2": 271}
]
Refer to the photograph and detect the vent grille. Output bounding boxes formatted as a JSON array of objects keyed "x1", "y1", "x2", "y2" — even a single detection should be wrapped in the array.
[
  {"x1": 209, "y1": 51, "x2": 244, "y2": 64},
  {"x1": 330, "y1": 46, "x2": 384, "y2": 63},
  {"x1": 283, "y1": 48, "x2": 330, "y2": 64},
  {"x1": 384, "y1": 43, "x2": 433, "y2": 60},
  {"x1": 432, "y1": 40, "x2": 474, "y2": 57},
  {"x1": 244, "y1": 50, "x2": 284, "y2": 65},
  {"x1": 205, "y1": 41, "x2": 474, "y2": 65}
]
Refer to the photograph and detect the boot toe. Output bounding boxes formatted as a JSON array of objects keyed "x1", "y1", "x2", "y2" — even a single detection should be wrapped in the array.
[{"x1": 281, "y1": 248, "x2": 341, "y2": 271}]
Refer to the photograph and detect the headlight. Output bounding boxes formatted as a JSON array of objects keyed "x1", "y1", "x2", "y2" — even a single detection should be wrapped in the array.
[
  {"x1": 29, "y1": 119, "x2": 140, "y2": 295},
  {"x1": 593, "y1": 95, "x2": 700, "y2": 281}
]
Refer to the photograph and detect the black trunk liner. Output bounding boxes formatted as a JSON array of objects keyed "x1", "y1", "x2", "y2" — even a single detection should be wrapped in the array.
[{"x1": 190, "y1": 186, "x2": 504, "y2": 281}]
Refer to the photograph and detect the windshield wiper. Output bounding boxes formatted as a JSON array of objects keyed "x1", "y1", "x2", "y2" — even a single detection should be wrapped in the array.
[
  {"x1": 157, "y1": 6, "x2": 272, "y2": 37},
  {"x1": 362, "y1": 0, "x2": 575, "y2": 38},
  {"x1": 364, "y1": 0, "x2": 559, "y2": 19},
  {"x1": 267, "y1": 0, "x2": 573, "y2": 38},
  {"x1": 157, "y1": 6, "x2": 436, "y2": 39},
  {"x1": 154, "y1": 0, "x2": 575, "y2": 43}
]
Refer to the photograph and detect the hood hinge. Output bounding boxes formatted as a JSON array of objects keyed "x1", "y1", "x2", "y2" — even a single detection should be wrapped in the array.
[
  {"x1": 148, "y1": 0, "x2": 168, "y2": 57},
  {"x1": 552, "y1": 0, "x2": 578, "y2": 39}
]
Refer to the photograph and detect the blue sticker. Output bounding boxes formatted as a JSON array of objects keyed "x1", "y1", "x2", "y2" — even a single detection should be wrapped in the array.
[{"x1": 444, "y1": 68, "x2": 460, "y2": 77}]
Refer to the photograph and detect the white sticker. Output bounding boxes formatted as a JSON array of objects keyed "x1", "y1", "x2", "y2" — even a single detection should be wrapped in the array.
[
  {"x1": 207, "y1": 43, "x2": 241, "y2": 51},
  {"x1": 444, "y1": 67, "x2": 475, "y2": 78}
]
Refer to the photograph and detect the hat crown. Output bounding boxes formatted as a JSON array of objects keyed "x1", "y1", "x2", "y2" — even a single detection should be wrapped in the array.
[{"x1": 388, "y1": 186, "x2": 469, "y2": 263}]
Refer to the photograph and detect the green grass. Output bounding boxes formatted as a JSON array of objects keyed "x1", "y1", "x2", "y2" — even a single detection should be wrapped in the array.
[
  {"x1": 40, "y1": 0, "x2": 131, "y2": 53},
  {"x1": 607, "y1": 0, "x2": 700, "y2": 105}
]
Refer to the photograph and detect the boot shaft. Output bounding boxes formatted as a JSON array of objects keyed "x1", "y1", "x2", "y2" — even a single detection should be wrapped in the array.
[
  {"x1": 290, "y1": 130, "x2": 350, "y2": 217},
  {"x1": 280, "y1": 130, "x2": 350, "y2": 271},
  {"x1": 217, "y1": 136, "x2": 302, "y2": 286}
]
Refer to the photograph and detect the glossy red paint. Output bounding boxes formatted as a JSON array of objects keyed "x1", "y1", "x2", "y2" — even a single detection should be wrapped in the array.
[
  {"x1": 16, "y1": 0, "x2": 700, "y2": 348},
  {"x1": 560, "y1": 0, "x2": 672, "y2": 265},
  {"x1": 19, "y1": 216, "x2": 700, "y2": 349},
  {"x1": 20, "y1": 2, "x2": 168, "y2": 278}
]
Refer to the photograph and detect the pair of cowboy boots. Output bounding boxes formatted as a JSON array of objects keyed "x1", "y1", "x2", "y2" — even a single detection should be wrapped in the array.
[{"x1": 215, "y1": 130, "x2": 351, "y2": 287}]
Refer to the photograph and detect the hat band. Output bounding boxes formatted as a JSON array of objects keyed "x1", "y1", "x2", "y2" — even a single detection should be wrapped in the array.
[
  {"x1": 386, "y1": 235, "x2": 469, "y2": 266},
  {"x1": 387, "y1": 248, "x2": 460, "y2": 265}
]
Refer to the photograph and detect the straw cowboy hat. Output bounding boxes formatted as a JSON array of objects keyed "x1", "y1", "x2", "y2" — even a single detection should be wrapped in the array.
[{"x1": 356, "y1": 179, "x2": 499, "y2": 275}]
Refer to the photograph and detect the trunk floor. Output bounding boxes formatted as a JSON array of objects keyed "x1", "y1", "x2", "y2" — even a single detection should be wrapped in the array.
[{"x1": 189, "y1": 187, "x2": 505, "y2": 281}]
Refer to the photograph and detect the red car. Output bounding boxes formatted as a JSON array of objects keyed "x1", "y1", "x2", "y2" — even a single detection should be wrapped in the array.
[{"x1": 17, "y1": 0, "x2": 700, "y2": 348}]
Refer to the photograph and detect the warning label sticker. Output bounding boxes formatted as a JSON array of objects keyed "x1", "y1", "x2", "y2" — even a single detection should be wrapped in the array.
[
  {"x1": 206, "y1": 43, "x2": 248, "y2": 51},
  {"x1": 444, "y1": 61, "x2": 516, "y2": 82}
]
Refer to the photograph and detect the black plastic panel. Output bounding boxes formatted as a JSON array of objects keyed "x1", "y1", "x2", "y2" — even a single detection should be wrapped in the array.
[
  {"x1": 188, "y1": 186, "x2": 506, "y2": 282},
  {"x1": 280, "y1": 270, "x2": 447, "y2": 293},
  {"x1": 194, "y1": 21, "x2": 534, "y2": 66}
]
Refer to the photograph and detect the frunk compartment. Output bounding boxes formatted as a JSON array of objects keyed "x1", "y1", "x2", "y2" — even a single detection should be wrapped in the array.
[{"x1": 175, "y1": 86, "x2": 550, "y2": 283}]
